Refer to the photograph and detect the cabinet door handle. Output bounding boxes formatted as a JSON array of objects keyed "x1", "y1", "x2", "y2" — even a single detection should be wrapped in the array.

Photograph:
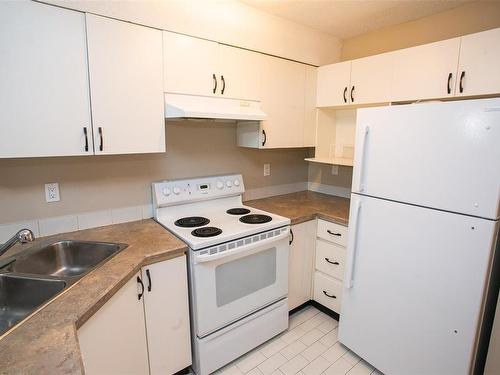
[
  {"x1": 137, "y1": 276, "x2": 145, "y2": 300},
  {"x1": 213, "y1": 73, "x2": 218, "y2": 94},
  {"x1": 343, "y1": 87, "x2": 347, "y2": 103},
  {"x1": 350, "y1": 86, "x2": 355, "y2": 102},
  {"x1": 323, "y1": 290, "x2": 337, "y2": 299},
  {"x1": 447, "y1": 72, "x2": 452, "y2": 94},
  {"x1": 262, "y1": 129, "x2": 267, "y2": 146},
  {"x1": 327, "y1": 229, "x2": 341, "y2": 236},
  {"x1": 83, "y1": 127, "x2": 89, "y2": 152},
  {"x1": 459, "y1": 71, "x2": 465, "y2": 93},
  {"x1": 98, "y1": 127, "x2": 103, "y2": 151},
  {"x1": 146, "y1": 269, "x2": 152, "y2": 292},
  {"x1": 221, "y1": 75, "x2": 226, "y2": 95},
  {"x1": 325, "y1": 257, "x2": 340, "y2": 265},
  {"x1": 289, "y1": 229, "x2": 294, "y2": 245}
]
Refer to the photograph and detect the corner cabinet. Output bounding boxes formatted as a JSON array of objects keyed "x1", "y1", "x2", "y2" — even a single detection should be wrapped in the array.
[
  {"x1": 288, "y1": 221, "x2": 316, "y2": 311},
  {"x1": 0, "y1": 2, "x2": 165, "y2": 159},
  {"x1": 86, "y1": 15, "x2": 165, "y2": 155},
  {"x1": 78, "y1": 255, "x2": 191, "y2": 375}
]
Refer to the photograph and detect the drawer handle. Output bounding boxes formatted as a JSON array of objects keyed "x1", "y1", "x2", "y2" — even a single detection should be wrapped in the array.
[
  {"x1": 323, "y1": 290, "x2": 337, "y2": 299},
  {"x1": 327, "y1": 230, "x2": 341, "y2": 236},
  {"x1": 325, "y1": 257, "x2": 340, "y2": 265}
]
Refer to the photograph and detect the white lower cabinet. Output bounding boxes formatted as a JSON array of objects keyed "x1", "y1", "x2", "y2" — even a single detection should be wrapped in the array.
[
  {"x1": 78, "y1": 255, "x2": 191, "y2": 375},
  {"x1": 313, "y1": 219, "x2": 347, "y2": 315},
  {"x1": 78, "y1": 271, "x2": 150, "y2": 375},
  {"x1": 288, "y1": 221, "x2": 316, "y2": 311}
]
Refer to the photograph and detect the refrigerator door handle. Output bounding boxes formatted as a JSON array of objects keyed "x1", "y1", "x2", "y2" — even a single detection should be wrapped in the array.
[
  {"x1": 345, "y1": 199, "x2": 362, "y2": 289},
  {"x1": 357, "y1": 126, "x2": 370, "y2": 192}
]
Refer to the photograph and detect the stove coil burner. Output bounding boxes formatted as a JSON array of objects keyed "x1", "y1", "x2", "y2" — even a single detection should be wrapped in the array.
[
  {"x1": 239, "y1": 214, "x2": 272, "y2": 224},
  {"x1": 174, "y1": 216, "x2": 210, "y2": 228},
  {"x1": 191, "y1": 227, "x2": 223, "y2": 237},
  {"x1": 226, "y1": 208, "x2": 251, "y2": 215}
]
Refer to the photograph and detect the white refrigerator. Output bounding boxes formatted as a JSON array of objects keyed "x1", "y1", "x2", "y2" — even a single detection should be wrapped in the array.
[{"x1": 338, "y1": 98, "x2": 500, "y2": 375}]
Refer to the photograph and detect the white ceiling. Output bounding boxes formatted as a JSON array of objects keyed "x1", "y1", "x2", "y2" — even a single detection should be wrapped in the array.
[{"x1": 240, "y1": 0, "x2": 472, "y2": 39}]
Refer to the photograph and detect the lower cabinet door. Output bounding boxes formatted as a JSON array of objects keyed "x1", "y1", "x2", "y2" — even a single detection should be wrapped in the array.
[
  {"x1": 313, "y1": 272, "x2": 343, "y2": 313},
  {"x1": 288, "y1": 221, "x2": 316, "y2": 311},
  {"x1": 78, "y1": 272, "x2": 150, "y2": 375},
  {"x1": 142, "y1": 255, "x2": 192, "y2": 374}
]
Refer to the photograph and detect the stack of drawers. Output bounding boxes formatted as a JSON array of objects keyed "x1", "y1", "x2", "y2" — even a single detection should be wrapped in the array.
[{"x1": 313, "y1": 219, "x2": 347, "y2": 314}]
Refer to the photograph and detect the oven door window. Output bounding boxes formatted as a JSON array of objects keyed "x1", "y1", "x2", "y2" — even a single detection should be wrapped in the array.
[{"x1": 215, "y1": 247, "x2": 277, "y2": 307}]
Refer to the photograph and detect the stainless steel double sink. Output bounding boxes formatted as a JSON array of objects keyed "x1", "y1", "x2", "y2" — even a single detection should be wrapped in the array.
[{"x1": 0, "y1": 240, "x2": 127, "y2": 336}]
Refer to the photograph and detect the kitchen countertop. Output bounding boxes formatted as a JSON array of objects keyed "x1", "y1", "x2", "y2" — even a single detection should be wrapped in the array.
[
  {"x1": 245, "y1": 190, "x2": 350, "y2": 226},
  {"x1": 0, "y1": 219, "x2": 187, "y2": 375}
]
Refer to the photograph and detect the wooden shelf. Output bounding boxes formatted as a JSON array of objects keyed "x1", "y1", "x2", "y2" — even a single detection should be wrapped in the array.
[{"x1": 304, "y1": 157, "x2": 353, "y2": 167}]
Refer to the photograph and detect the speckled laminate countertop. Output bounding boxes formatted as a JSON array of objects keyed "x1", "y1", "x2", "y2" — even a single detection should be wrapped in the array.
[
  {"x1": 0, "y1": 219, "x2": 187, "y2": 375},
  {"x1": 245, "y1": 190, "x2": 350, "y2": 226}
]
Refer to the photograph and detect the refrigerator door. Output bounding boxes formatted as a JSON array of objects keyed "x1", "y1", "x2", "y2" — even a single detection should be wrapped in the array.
[
  {"x1": 352, "y1": 98, "x2": 500, "y2": 219},
  {"x1": 339, "y1": 194, "x2": 498, "y2": 375}
]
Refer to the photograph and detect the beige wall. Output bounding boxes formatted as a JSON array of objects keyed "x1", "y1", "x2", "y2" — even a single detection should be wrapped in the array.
[
  {"x1": 308, "y1": 163, "x2": 353, "y2": 190},
  {"x1": 44, "y1": 0, "x2": 341, "y2": 66},
  {"x1": 341, "y1": 1, "x2": 500, "y2": 61},
  {"x1": 0, "y1": 121, "x2": 309, "y2": 224}
]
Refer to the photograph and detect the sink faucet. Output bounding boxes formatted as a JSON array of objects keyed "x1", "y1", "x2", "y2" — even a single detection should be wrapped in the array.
[{"x1": 0, "y1": 229, "x2": 35, "y2": 257}]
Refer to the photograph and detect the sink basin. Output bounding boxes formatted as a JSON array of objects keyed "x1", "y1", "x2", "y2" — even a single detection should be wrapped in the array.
[
  {"x1": 0, "y1": 274, "x2": 66, "y2": 335},
  {"x1": 7, "y1": 241, "x2": 127, "y2": 278}
]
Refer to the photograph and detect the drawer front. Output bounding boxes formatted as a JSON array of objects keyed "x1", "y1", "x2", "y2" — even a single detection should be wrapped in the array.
[
  {"x1": 313, "y1": 272, "x2": 343, "y2": 313},
  {"x1": 317, "y1": 220, "x2": 347, "y2": 246},
  {"x1": 315, "y1": 239, "x2": 345, "y2": 280}
]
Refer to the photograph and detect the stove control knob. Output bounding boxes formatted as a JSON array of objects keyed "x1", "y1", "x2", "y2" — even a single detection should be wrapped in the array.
[
  {"x1": 162, "y1": 187, "x2": 171, "y2": 196},
  {"x1": 233, "y1": 179, "x2": 240, "y2": 187},
  {"x1": 173, "y1": 187, "x2": 181, "y2": 195},
  {"x1": 226, "y1": 180, "x2": 233, "y2": 188},
  {"x1": 216, "y1": 180, "x2": 224, "y2": 190}
]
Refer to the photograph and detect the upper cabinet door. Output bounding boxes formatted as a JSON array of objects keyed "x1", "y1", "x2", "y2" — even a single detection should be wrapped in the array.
[
  {"x1": 217, "y1": 44, "x2": 261, "y2": 101},
  {"x1": 391, "y1": 38, "x2": 460, "y2": 102},
  {"x1": 303, "y1": 66, "x2": 318, "y2": 147},
  {"x1": 261, "y1": 56, "x2": 305, "y2": 148},
  {"x1": 163, "y1": 31, "x2": 219, "y2": 97},
  {"x1": 316, "y1": 61, "x2": 351, "y2": 107},
  {"x1": 350, "y1": 53, "x2": 393, "y2": 105},
  {"x1": 456, "y1": 28, "x2": 500, "y2": 97},
  {"x1": 0, "y1": 1, "x2": 92, "y2": 158},
  {"x1": 86, "y1": 14, "x2": 165, "y2": 155}
]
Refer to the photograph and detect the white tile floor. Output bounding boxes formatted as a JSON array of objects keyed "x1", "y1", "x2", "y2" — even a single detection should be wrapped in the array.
[{"x1": 215, "y1": 306, "x2": 383, "y2": 375}]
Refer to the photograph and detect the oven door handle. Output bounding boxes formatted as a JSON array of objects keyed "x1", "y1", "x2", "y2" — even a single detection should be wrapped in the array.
[{"x1": 195, "y1": 229, "x2": 290, "y2": 263}]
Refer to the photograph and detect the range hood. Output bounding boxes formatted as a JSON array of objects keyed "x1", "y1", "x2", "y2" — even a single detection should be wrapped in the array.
[{"x1": 164, "y1": 93, "x2": 267, "y2": 121}]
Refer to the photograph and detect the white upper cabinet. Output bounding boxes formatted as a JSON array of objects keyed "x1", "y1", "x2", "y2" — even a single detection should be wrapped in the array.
[
  {"x1": 390, "y1": 38, "x2": 461, "y2": 101},
  {"x1": 86, "y1": 14, "x2": 165, "y2": 155},
  {"x1": 0, "y1": 1, "x2": 92, "y2": 158},
  {"x1": 260, "y1": 55, "x2": 306, "y2": 148},
  {"x1": 163, "y1": 32, "x2": 261, "y2": 101},
  {"x1": 455, "y1": 28, "x2": 500, "y2": 97},
  {"x1": 217, "y1": 44, "x2": 262, "y2": 101},
  {"x1": 350, "y1": 53, "x2": 393, "y2": 105},
  {"x1": 163, "y1": 31, "x2": 219, "y2": 97},
  {"x1": 317, "y1": 61, "x2": 351, "y2": 107},
  {"x1": 303, "y1": 66, "x2": 318, "y2": 147}
]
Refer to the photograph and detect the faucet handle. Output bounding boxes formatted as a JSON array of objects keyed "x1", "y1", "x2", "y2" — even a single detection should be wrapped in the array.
[{"x1": 17, "y1": 229, "x2": 35, "y2": 244}]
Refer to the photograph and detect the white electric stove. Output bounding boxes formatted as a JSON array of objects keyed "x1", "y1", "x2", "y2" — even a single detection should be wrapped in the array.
[{"x1": 152, "y1": 174, "x2": 291, "y2": 375}]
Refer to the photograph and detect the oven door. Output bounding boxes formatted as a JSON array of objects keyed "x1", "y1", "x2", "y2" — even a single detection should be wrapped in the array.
[{"x1": 190, "y1": 227, "x2": 289, "y2": 338}]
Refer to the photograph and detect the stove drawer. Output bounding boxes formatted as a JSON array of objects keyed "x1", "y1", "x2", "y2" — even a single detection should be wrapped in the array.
[
  {"x1": 317, "y1": 219, "x2": 347, "y2": 246},
  {"x1": 313, "y1": 271, "x2": 342, "y2": 313}
]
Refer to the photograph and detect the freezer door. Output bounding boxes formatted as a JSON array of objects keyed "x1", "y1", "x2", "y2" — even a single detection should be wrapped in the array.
[
  {"x1": 339, "y1": 194, "x2": 498, "y2": 375},
  {"x1": 352, "y1": 98, "x2": 500, "y2": 219}
]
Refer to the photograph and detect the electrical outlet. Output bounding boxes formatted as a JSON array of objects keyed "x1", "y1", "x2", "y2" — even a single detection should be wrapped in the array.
[
  {"x1": 45, "y1": 183, "x2": 60, "y2": 203},
  {"x1": 263, "y1": 163, "x2": 271, "y2": 176},
  {"x1": 331, "y1": 165, "x2": 339, "y2": 175}
]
